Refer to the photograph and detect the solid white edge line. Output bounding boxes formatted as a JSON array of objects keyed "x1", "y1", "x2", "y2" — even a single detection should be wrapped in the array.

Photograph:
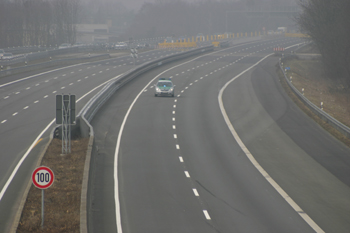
[
  {"x1": 218, "y1": 47, "x2": 324, "y2": 233},
  {"x1": 112, "y1": 39, "x2": 303, "y2": 232},
  {"x1": 0, "y1": 119, "x2": 55, "y2": 201},
  {"x1": 0, "y1": 73, "x2": 124, "y2": 202}
]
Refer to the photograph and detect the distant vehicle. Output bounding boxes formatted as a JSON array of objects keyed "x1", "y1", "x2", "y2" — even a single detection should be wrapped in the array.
[
  {"x1": 155, "y1": 79, "x2": 175, "y2": 97},
  {"x1": 2, "y1": 53, "x2": 13, "y2": 60},
  {"x1": 136, "y1": 43, "x2": 146, "y2": 49},
  {"x1": 277, "y1": 27, "x2": 287, "y2": 33},
  {"x1": 72, "y1": 42, "x2": 84, "y2": 47},
  {"x1": 165, "y1": 37, "x2": 174, "y2": 43},
  {"x1": 0, "y1": 49, "x2": 4, "y2": 59},
  {"x1": 115, "y1": 42, "x2": 128, "y2": 50},
  {"x1": 58, "y1": 43, "x2": 71, "y2": 49}
]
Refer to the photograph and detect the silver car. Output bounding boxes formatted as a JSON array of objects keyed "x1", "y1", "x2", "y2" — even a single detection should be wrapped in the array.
[
  {"x1": 155, "y1": 79, "x2": 175, "y2": 97},
  {"x1": 2, "y1": 53, "x2": 13, "y2": 60}
]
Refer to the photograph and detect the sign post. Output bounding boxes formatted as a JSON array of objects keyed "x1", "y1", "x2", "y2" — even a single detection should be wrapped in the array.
[
  {"x1": 130, "y1": 48, "x2": 138, "y2": 66},
  {"x1": 32, "y1": 166, "x2": 54, "y2": 229},
  {"x1": 56, "y1": 94, "x2": 76, "y2": 154}
]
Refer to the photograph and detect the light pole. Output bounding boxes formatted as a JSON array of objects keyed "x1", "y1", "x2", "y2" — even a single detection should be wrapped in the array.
[{"x1": 225, "y1": 11, "x2": 228, "y2": 35}]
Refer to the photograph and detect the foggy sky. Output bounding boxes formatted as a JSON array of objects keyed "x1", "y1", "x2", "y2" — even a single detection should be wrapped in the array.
[
  {"x1": 118, "y1": 0, "x2": 197, "y2": 10},
  {"x1": 107, "y1": 0, "x2": 296, "y2": 10}
]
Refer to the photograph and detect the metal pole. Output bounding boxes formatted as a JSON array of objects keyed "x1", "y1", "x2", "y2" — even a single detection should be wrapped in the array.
[
  {"x1": 68, "y1": 94, "x2": 71, "y2": 153},
  {"x1": 61, "y1": 94, "x2": 64, "y2": 154},
  {"x1": 41, "y1": 189, "x2": 44, "y2": 228},
  {"x1": 225, "y1": 11, "x2": 228, "y2": 34}
]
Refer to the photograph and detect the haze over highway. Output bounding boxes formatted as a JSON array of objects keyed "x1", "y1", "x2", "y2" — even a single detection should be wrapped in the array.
[
  {"x1": 0, "y1": 48, "x2": 182, "y2": 232},
  {"x1": 88, "y1": 37, "x2": 350, "y2": 233},
  {"x1": 1, "y1": 36, "x2": 349, "y2": 233}
]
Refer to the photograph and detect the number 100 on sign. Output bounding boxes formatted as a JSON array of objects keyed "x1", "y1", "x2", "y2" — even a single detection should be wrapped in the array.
[{"x1": 32, "y1": 166, "x2": 54, "y2": 189}]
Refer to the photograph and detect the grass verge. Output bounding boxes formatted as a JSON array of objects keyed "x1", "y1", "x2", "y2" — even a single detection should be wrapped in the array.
[
  {"x1": 277, "y1": 57, "x2": 350, "y2": 147},
  {"x1": 16, "y1": 138, "x2": 89, "y2": 233}
]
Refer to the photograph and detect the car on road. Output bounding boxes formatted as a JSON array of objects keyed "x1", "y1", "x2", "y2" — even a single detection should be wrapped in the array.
[
  {"x1": 115, "y1": 42, "x2": 128, "y2": 50},
  {"x1": 2, "y1": 53, "x2": 13, "y2": 60},
  {"x1": 58, "y1": 43, "x2": 71, "y2": 49},
  {"x1": 155, "y1": 78, "x2": 175, "y2": 97}
]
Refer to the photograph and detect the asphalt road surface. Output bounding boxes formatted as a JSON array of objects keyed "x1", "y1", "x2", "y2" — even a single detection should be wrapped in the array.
[
  {"x1": 87, "y1": 37, "x2": 350, "y2": 232},
  {"x1": 0, "y1": 48, "x2": 185, "y2": 232}
]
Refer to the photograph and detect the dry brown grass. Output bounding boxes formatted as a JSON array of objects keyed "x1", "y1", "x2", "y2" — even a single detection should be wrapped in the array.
[
  {"x1": 278, "y1": 58, "x2": 350, "y2": 147},
  {"x1": 17, "y1": 138, "x2": 89, "y2": 233},
  {"x1": 284, "y1": 59, "x2": 350, "y2": 127}
]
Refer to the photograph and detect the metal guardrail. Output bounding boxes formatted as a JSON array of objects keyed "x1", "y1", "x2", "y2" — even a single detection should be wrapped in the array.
[
  {"x1": 77, "y1": 44, "x2": 215, "y2": 135},
  {"x1": 279, "y1": 59, "x2": 350, "y2": 139},
  {"x1": 69, "y1": 44, "x2": 213, "y2": 233},
  {"x1": 11, "y1": 43, "x2": 210, "y2": 233}
]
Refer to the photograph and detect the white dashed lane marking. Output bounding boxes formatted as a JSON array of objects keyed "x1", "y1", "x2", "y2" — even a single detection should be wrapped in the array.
[
  {"x1": 193, "y1": 189, "x2": 199, "y2": 197},
  {"x1": 203, "y1": 210, "x2": 211, "y2": 220}
]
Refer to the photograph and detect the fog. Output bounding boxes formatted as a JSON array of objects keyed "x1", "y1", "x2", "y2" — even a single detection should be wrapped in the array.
[{"x1": 0, "y1": 0, "x2": 299, "y2": 47}]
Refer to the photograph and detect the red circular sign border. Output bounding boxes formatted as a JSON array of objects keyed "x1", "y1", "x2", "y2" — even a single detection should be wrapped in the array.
[{"x1": 32, "y1": 166, "x2": 54, "y2": 189}]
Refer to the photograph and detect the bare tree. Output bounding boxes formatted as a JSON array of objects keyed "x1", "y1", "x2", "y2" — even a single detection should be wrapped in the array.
[
  {"x1": 0, "y1": 1, "x2": 24, "y2": 47},
  {"x1": 52, "y1": 0, "x2": 79, "y2": 45},
  {"x1": 0, "y1": 0, "x2": 80, "y2": 48},
  {"x1": 22, "y1": 0, "x2": 52, "y2": 46},
  {"x1": 297, "y1": 0, "x2": 350, "y2": 88},
  {"x1": 123, "y1": 0, "x2": 296, "y2": 40}
]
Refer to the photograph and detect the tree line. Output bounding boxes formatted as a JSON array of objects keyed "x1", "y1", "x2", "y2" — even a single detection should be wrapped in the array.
[
  {"x1": 297, "y1": 0, "x2": 350, "y2": 88},
  {"x1": 122, "y1": 0, "x2": 298, "y2": 40},
  {"x1": 0, "y1": 0, "x2": 79, "y2": 48}
]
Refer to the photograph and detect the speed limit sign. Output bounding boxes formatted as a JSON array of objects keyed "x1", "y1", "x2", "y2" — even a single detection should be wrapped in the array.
[{"x1": 32, "y1": 166, "x2": 54, "y2": 189}]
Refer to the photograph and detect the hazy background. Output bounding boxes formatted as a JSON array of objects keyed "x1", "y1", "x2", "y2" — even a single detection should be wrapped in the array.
[
  {"x1": 0, "y1": 0, "x2": 299, "y2": 47},
  {"x1": 95, "y1": 0, "x2": 296, "y2": 11}
]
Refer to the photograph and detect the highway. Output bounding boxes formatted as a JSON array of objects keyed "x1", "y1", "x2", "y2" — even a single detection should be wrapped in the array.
[
  {"x1": 87, "y1": 38, "x2": 350, "y2": 232},
  {"x1": 1, "y1": 36, "x2": 349, "y2": 232},
  {"x1": 0, "y1": 48, "x2": 184, "y2": 232}
]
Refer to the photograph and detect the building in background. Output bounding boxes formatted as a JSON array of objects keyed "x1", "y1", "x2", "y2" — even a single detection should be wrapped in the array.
[{"x1": 76, "y1": 20, "x2": 120, "y2": 44}]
